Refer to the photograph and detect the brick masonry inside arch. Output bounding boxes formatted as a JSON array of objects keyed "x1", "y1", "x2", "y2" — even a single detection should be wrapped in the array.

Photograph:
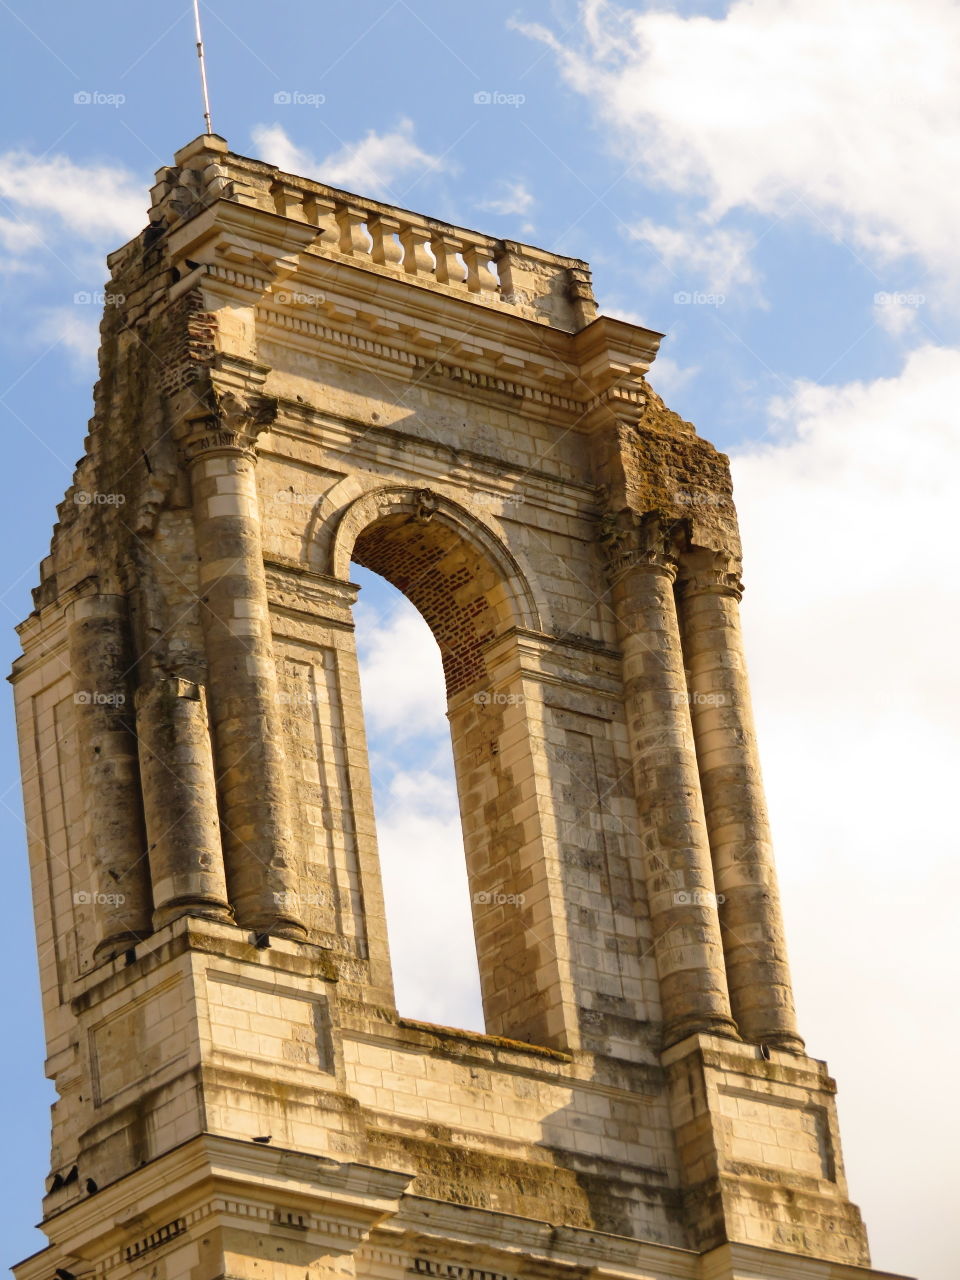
[{"x1": 352, "y1": 511, "x2": 502, "y2": 699}]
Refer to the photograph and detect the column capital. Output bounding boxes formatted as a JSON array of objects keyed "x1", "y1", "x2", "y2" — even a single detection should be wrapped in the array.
[
  {"x1": 677, "y1": 548, "x2": 745, "y2": 599},
  {"x1": 596, "y1": 505, "x2": 687, "y2": 583},
  {"x1": 178, "y1": 386, "x2": 278, "y2": 465}
]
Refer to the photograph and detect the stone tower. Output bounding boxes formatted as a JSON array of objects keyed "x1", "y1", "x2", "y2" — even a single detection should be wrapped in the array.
[{"x1": 11, "y1": 135, "x2": 908, "y2": 1280}]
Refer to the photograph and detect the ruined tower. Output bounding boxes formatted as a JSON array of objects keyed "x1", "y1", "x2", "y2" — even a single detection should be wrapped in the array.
[{"x1": 11, "y1": 135, "x2": 908, "y2": 1280}]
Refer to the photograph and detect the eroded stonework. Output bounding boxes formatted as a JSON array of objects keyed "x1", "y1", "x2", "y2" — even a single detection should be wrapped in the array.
[{"x1": 11, "y1": 134, "x2": 910, "y2": 1280}]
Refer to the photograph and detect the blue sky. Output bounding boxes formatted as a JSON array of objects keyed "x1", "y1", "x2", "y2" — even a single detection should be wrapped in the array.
[{"x1": 1, "y1": 3, "x2": 958, "y2": 1278}]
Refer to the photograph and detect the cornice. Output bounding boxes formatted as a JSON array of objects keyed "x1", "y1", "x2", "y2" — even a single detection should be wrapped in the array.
[
  {"x1": 255, "y1": 301, "x2": 588, "y2": 419},
  {"x1": 157, "y1": 196, "x2": 663, "y2": 429}
]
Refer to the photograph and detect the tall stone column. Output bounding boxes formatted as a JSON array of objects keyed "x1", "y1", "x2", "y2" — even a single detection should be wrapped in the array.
[
  {"x1": 179, "y1": 391, "x2": 306, "y2": 941},
  {"x1": 602, "y1": 512, "x2": 738, "y2": 1046},
  {"x1": 67, "y1": 594, "x2": 153, "y2": 956},
  {"x1": 677, "y1": 550, "x2": 803, "y2": 1051},
  {"x1": 135, "y1": 676, "x2": 234, "y2": 929}
]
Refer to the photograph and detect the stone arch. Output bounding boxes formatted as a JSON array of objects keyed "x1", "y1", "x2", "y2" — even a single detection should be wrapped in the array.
[
  {"x1": 329, "y1": 485, "x2": 540, "y2": 697},
  {"x1": 321, "y1": 483, "x2": 579, "y2": 1050}
]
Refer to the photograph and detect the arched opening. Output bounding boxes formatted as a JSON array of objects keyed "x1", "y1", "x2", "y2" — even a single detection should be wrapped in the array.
[
  {"x1": 351, "y1": 561, "x2": 484, "y2": 1032},
  {"x1": 330, "y1": 488, "x2": 577, "y2": 1051}
]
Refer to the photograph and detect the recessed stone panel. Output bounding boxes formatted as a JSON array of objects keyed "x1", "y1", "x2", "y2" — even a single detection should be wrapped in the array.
[
  {"x1": 719, "y1": 1086, "x2": 833, "y2": 1179},
  {"x1": 207, "y1": 970, "x2": 334, "y2": 1074}
]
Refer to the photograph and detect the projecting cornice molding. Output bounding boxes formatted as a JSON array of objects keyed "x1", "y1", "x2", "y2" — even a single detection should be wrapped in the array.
[{"x1": 150, "y1": 174, "x2": 664, "y2": 429}]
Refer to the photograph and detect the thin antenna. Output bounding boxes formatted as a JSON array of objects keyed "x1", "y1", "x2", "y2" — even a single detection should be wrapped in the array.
[{"x1": 192, "y1": 0, "x2": 215, "y2": 136}]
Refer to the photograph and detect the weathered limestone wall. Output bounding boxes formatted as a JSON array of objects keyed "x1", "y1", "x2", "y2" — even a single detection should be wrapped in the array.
[{"x1": 9, "y1": 134, "x2": 894, "y2": 1280}]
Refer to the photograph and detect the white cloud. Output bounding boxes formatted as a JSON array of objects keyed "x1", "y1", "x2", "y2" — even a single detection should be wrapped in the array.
[
  {"x1": 645, "y1": 353, "x2": 700, "y2": 400},
  {"x1": 354, "y1": 596, "x2": 448, "y2": 739},
  {"x1": 479, "y1": 179, "x2": 535, "y2": 217},
  {"x1": 249, "y1": 123, "x2": 314, "y2": 177},
  {"x1": 731, "y1": 345, "x2": 960, "y2": 1280},
  {"x1": 373, "y1": 766, "x2": 484, "y2": 1031},
  {"x1": 872, "y1": 288, "x2": 927, "y2": 337},
  {"x1": 33, "y1": 306, "x2": 101, "y2": 371},
  {"x1": 517, "y1": 0, "x2": 960, "y2": 280},
  {"x1": 250, "y1": 120, "x2": 445, "y2": 199},
  {"x1": 0, "y1": 215, "x2": 41, "y2": 253},
  {"x1": 0, "y1": 150, "x2": 143, "y2": 243},
  {"x1": 631, "y1": 218, "x2": 759, "y2": 296},
  {"x1": 0, "y1": 151, "x2": 143, "y2": 296}
]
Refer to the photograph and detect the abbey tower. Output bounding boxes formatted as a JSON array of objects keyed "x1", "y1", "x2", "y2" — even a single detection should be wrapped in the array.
[{"x1": 11, "y1": 134, "x2": 909, "y2": 1280}]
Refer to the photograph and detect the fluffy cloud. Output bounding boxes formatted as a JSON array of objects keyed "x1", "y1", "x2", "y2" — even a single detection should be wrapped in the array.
[
  {"x1": 370, "y1": 765, "x2": 484, "y2": 1031},
  {"x1": 630, "y1": 219, "x2": 759, "y2": 297},
  {"x1": 643, "y1": 352, "x2": 700, "y2": 400},
  {"x1": 478, "y1": 179, "x2": 535, "y2": 218},
  {"x1": 0, "y1": 151, "x2": 144, "y2": 295},
  {"x1": 250, "y1": 121, "x2": 445, "y2": 199},
  {"x1": 0, "y1": 150, "x2": 143, "y2": 244},
  {"x1": 32, "y1": 307, "x2": 101, "y2": 371},
  {"x1": 0, "y1": 151, "x2": 144, "y2": 366},
  {"x1": 872, "y1": 288, "x2": 928, "y2": 337},
  {"x1": 516, "y1": 0, "x2": 960, "y2": 279},
  {"x1": 354, "y1": 595, "x2": 447, "y2": 739}
]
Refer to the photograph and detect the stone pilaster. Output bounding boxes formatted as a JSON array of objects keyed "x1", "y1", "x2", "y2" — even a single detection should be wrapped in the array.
[
  {"x1": 600, "y1": 510, "x2": 738, "y2": 1046},
  {"x1": 67, "y1": 594, "x2": 153, "y2": 957},
  {"x1": 179, "y1": 388, "x2": 306, "y2": 940},
  {"x1": 677, "y1": 550, "x2": 803, "y2": 1051}
]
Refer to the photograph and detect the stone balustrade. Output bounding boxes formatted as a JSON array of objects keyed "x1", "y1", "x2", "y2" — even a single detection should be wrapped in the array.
[{"x1": 148, "y1": 137, "x2": 598, "y2": 330}]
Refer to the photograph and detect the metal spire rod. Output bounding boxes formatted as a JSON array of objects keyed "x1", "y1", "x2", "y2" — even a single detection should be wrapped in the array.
[{"x1": 192, "y1": 0, "x2": 214, "y2": 136}]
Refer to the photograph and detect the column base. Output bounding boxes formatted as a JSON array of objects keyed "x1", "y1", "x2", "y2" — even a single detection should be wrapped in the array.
[
  {"x1": 93, "y1": 928, "x2": 153, "y2": 962},
  {"x1": 757, "y1": 1030, "x2": 807, "y2": 1054},
  {"x1": 152, "y1": 896, "x2": 236, "y2": 930},
  {"x1": 664, "y1": 1014, "x2": 740, "y2": 1049},
  {"x1": 249, "y1": 916, "x2": 309, "y2": 943}
]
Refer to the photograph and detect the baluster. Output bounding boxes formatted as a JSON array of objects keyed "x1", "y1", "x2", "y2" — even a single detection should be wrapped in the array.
[
  {"x1": 368, "y1": 215, "x2": 404, "y2": 268},
  {"x1": 399, "y1": 223, "x2": 434, "y2": 277},
  {"x1": 336, "y1": 204, "x2": 370, "y2": 257},
  {"x1": 463, "y1": 243, "x2": 499, "y2": 295},
  {"x1": 431, "y1": 232, "x2": 466, "y2": 285},
  {"x1": 303, "y1": 194, "x2": 340, "y2": 252}
]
